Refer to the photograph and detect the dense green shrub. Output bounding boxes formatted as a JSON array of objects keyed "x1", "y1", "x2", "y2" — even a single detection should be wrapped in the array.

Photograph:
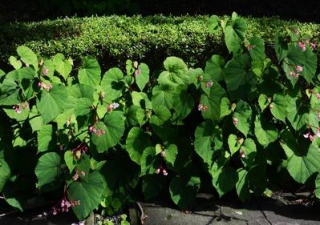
[{"x1": 1, "y1": 15, "x2": 319, "y2": 71}]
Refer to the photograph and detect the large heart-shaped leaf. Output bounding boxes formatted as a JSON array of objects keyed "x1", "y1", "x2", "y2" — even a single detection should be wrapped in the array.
[
  {"x1": 17, "y1": 46, "x2": 38, "y2": 69},
  {"x1": 53, "y1": 53, "x2": 73, "y2": 80},
  {"x1": 286, "y1": 144, "x2": 320, "y2": 183},
  {"x1": 205, "y1": 55, "x2": 225, "y2": 81},
  {"x1": 140, "y1": 147, "x2": 160, "y2": 176},
  {"x1": 224, "y1": 18, "x2": 247, "y2": 54},
  {"x1": 37, "y1": 124, "x2": 56, "y2": 153},
  {"x1": 236, "y1": 169, "x2": 251, "y2": 202},
  {"x1": 68, "y1": 171, "x2": 105, "y2": 220},
  {"x1": 211, "y1": 162, "x2": 237, "y2": 197},
  {"x1": 37, "y1": 84, "x2": 68, "y2": 124},
  {"x1": 254, "y1": 114, "x2": 278, "y2": 147},
  {"x1": 158, "y1": 57, "x2": 189, "y2": 86},
  {"x1": 200, "y1": 81, "x2": 226, "y2": 121},
  {"x1": 125, "y1": 127, "x2": 152, "y2": 165},
  {"x1": 152, "y1": 84, "x2": 175, "y2": 110},
  {"x1": 233, "y1": 100, "x2": 252, "y2": 137},
  {"x1": 169, "y1": 175, "x2": 200, "y2": 209},
  {"x1": 247, "y1": 36, "x2": 265, "y2": 61},
  {"x1": 78, "y1": 56, "x2": 101, "y2": 88},
  {"x1": 284, "y1": 45, "x2": 317, "y2": 84},
  {"x1": 91, "y1": 111, "x2": 125, "y2": 153},
  {"x1": 35, "y1": 152, "x2": 62, "y2": 190},
  {"x1": 100, "y1": 68, "x2": 125, "y2": 102},
  {"x1": 224, "y1": 54, "x2": 257, "y2": 100},
  {"x1": 135, "y1": 63, "x2": 149, "y2": 91},
  {"x1": 194, "y1": 121, "x2": 223, "y2": 166},
  {"x1": 270, "y1": 93, "x2": 287, "y2": 122}
]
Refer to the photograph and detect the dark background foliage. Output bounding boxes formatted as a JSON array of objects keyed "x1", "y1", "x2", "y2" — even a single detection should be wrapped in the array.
[{"x1": 1, "y1": 0, "x2": 320, "y2": 23}]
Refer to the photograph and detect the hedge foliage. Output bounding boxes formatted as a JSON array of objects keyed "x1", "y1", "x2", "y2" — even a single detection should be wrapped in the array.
[{"x1": 1, "y1": 15, "x2": 320, "y2": 70}]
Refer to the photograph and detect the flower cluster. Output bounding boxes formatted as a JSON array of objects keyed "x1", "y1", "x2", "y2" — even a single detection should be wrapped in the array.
[
  {"x1": 52, "y1": 197, "x2": 80, "y2": 215},
  {"x1": 107, "y1": 102, "x2": 120, "y2": 113},
  {"x1": 72, "y1": 170, "x2": 86, "y2": 181},
  {"x1": 298, "y1": 39, "x2": 317, "y2": 51},
  {"x1": 233, "y1": 117, "x2": 239, "y2": 126},
  {"x1": 303, "y1": 129, "x2": 320, "y2": 142},
  {"x1": 289, "y1": 65, "x2": 303, "y2": 78},
  {"x1": 155, "y1": 166, "x2": 168, "y2": 176},
  {"x1": 198, "y1": 103, "x2": 208, "y2": 111},
  {"x1": 205, "y1": 80, "x2": 213, "y2": 88},
  {"x1": 38, "y1": 81, "x2": 52, "y2": 91},
  {"x1": 89, "y1": 125, "x2": 106, "y2": 137},
  {"x1": 13, "y1": 101, "x2": 29, "y2": 114}
]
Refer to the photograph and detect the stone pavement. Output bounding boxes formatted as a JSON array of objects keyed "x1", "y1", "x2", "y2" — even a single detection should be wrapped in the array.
[{"x1": 0, "y1": 193, "x2": 319, "y2": 225}]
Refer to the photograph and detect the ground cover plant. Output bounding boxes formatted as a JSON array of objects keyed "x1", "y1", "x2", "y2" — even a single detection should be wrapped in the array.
[{"x1": 0, "y1": 12, "x2": 320, "y2": 223}]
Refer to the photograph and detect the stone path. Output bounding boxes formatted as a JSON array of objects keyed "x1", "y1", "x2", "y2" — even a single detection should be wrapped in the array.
[{"x1": 0, "y1": 193, "x2": 319, "y2": 225}]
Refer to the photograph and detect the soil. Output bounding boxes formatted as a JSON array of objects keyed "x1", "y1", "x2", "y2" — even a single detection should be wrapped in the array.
[{"x1": 1, "y1": 0, "x2": 320, "y2": 23}]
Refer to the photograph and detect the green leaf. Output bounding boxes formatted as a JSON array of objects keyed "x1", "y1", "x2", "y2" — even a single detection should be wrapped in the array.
[
  {"x1": 172, "y1": 86, "x2": 194, "y2": 120},
  {"x1": 101, "y1": 151, "x2": 140, "y2": 197},
  {"x1": 286, "y1": 97, "x2": 309, "y2": 131},
  {"x1": 240, "y1": 138, "x2": 257, "y2": 168},
  {"x1": 274, "y1": 35, "x2": 288, "y2": 62},
  {"x1": 236, "y1": 169, "x2": 251, "y2": 202},
  {"x1": 315, "y1": 174, "x2": 320, "y2": 199},
  {"x1": 37, "y1": 84, "x2": 68, "y2": 124},
  {"x1": 224, "y1": 54, "x2": 257, "y2": 100},
  {"x1": 0, "y1": 152, "x2": 11, "y2": 192},
  {"x1": 284, "y1": 45, "x2": 317, "y2": 84},
  {"x1": 68, "y1": 171, "x2": 105, "y2": 220},
  {"x1": 142, "y1": 175, "x2": 164, "y2": 200},
  {"x1": 228, "y1": 134, "x2": 242, "y2": 156},
  {"x1": 254, "y1": 115, "x2": 278, "y2": 147},
  {"x1": 131, "y1": 91, "x2": 152, "y2": 109},
  {"x1": 74, "y1": 98, "x2": 93, "y2": 117},
  {"x1": 37, "y1": 124, "x2": 56, "y2": 153},
  {"x1": 164, "y1": 144, "x2": 178, "y2": 169},
  {"x1": 53, "y1": 53, "x2": 73, "y2": 80},
  {"x1": 135, "y1": 63, "x2": 149, "y2": 91},
  {"x1": 35, "y1": 152, "x2": 62, "y2": 190},
  {"x1": 247, "y1": 36, "x2": 266, "y2": 61},
  {"x1": 158, "y1": 57, "x2": 189, "y2": 86},
  {"x1": 140, "y1": 147, "x2": 159, "y2": 176},
  {"x1": 258, "y1": 94, "x2": 270, "y2": 112},
  {"x1": 125, "y1": 127, "x2": 152, "y2": 165},
  {"x1": 64, "y1": 151, "x2": 76, "y2": 172},
  {"x1": 78, "y1": 56, "x2": 101, "y2": 88},
  {"x1": 220, "y1": 97, "x2": 232, "y2": 118},
  {"x1": 100, "y1": 68, "x2": 125, "y2": 102},
  {"x1": 270, "y1": 93, "x2": 287, "y2": 122},
  {"x1": 17, "y1": 46, "x2": 38, "y2": 69},
  {"x1": 211, "y1": 162, "x2": 237, "y2": 197},
  {"x1": 9, "y1": 56, "x2": 22, "y2": 69},
  {"x1": 205, "y1": 55, "x2": 225, "y2": 81},
  {"x1": 224, "y1": 18, "x2": 247, "y2": 54},
  {"x1": 208, "y1": 15, "x2": 220, "y2": 32},
  {"x1": 125, "y1": 105, "x2": 146, "y2": 127},
  {"x1": 286, "y1": 144, "x2": 320, "y2": 183},
  {"x1": 169, "y1": 175, "x2": 200, "y2": 209},
  {"x1": 200, "y1": 81, "x2": 226, "y2": 121},
  {"x1": 91, "y1": 112, "x2": 125, "y2": 153},
  {"x1": 233, "y1": 100, "x2": 252, "y2": 137},
  {"x1": 194, "y1": 121, "x2": 223, "y2": 166},
  {"x1": 152, "y1": 84, "x2": 175, "y2": 109},
  {"x1": 150, "y1": 105, "x2": 171, "y2": 126}
]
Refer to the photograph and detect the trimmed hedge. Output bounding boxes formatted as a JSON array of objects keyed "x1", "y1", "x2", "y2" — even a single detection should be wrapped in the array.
[{"x1": 1, "y1": 15, "x2": 320, "y2": 70}]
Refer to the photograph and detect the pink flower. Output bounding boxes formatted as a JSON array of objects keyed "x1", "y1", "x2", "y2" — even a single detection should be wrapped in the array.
[
  {"x1": 198, "y1": 103, "x2": 208, "y2": 111},
  {"x1": 41, "y1": 67, "x2": 49, "y2": 76},
  {"x1": 72, "y1": 173, "x2": 79, "y2": 181},
  {"x1": 134, "y1": 69, "x2": 141, "y2": 77},
  {"x1": 303, "y1": 131, "x2": 315, "y2": 141},
  {"x1": 38, "y1": 82, "x2": 52, "y2": 91},
  {"x1": 298, "y1": 41, "x2": 306, "y2": 51},
  {"x1": 233, "y1": 117, "x2": 239, "y2": 126},
  {"x1": 316, "y1": 129, "x2": 320, "y2": 138},
  {"x1": 107, "y1": 102, "x2": 120, "y2": 112},
  {"x1": 205, "y1": 80, "x2": 213, "y2": 88},
  {"x1": 240, "y1": 149, "x2": 245, "y2": 158},
  {"x1": 80, "y1": 171, "x2": 86, "y2": 176},
  {"x1": 296, "y1": 65, "x2": 303, "y2": 73},
  {"x1": 311, "y1": 42, "x2": 317, "y2": 50},
  {"x1": 290, "y1": 71, "x2": 299, "y2": 78},
  {"x1": 13, "y1": 105, "x2": 21, "y2": 114}
]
